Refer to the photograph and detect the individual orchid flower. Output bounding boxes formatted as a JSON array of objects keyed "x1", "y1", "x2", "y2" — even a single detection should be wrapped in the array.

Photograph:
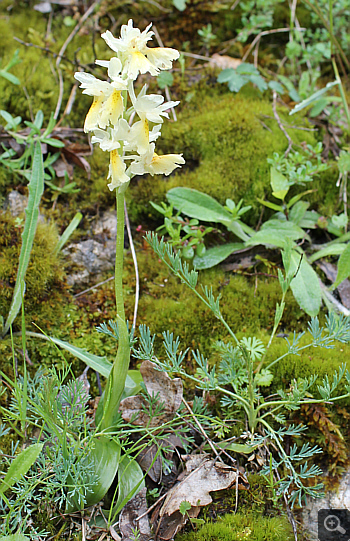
[
  {"x1": 101, "y1": 19, "x2": 179, "y2": 80},
  {"x1": 131, "y1": 84, "x2": 179, "y2": 124},
  {"x1": 129, "y1": 143, "x2": 185, "y2": 176},
  {"x1": 75, "y1": 70, "x2": 127, "y2": 131},
  {"x1": 108, "y1": 149, "x2": 130, "y2": 191}
]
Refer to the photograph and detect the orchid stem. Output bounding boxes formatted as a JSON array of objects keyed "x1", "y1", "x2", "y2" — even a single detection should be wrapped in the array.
[{"x1": 115, "y1": 189, "x2": 126, "y2": 323}]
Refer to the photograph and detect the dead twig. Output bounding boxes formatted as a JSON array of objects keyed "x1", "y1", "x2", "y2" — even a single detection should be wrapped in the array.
[
  {"x1": 182, "y1": 397, "x2": 220, "y2": 459},
  {"x1": 56, "y1": 0, "x2": 100, "y2": 68},
  {"x1": 272, "y1": 90, "x2": 293, "y2": 157},
  {"x1": 241, "y1": 28, "x2": 296, "y2": 66}
]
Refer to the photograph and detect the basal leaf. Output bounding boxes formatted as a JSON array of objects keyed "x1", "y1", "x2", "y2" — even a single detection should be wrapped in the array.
[
  {"x1": 25, "y1": 332, "x2": 112, "y2": 377},
  {"x1": 289, "y1": 81, "x2": 338, "y2": 115},
  {"x1": 80, "y1": 437, "x2": 121, "y2": 509},
  {"x1": 167, "y1": 188, "x2": 232, "y2": 224},
  {"x1": 331, "y1": 243, "x2": 350, "y2": 290},
  {"x1": 193, "y1": 243, "x2": 244, "y2": 269},
  {"x1": 270, "y1": 167, "x2": 289, "y2": 200},
  {"x1": 0, "y1": 443, "x2": 43, "y2": 494},
  {"x1": 112, "y1": 454, "x2": 145, "y2": 516},
  {"x1": 2, "y1": 142, "x2": 44, "y2": 337},
  {"x1": 308, "y1": 244, "x2": 346, "y2": 264},
  {"x1": 285, "y1": 251, "x2": 322, "y2": 316}
]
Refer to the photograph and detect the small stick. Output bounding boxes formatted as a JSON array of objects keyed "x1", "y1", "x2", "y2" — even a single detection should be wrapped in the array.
[
  {"x1": 74, "y1": 276, "x2": 115, "y2": 298},
  {"x1": 241, "y1": 28, "x2": 294, "y2": 63},
  {"x1": 135, "y1": 492, "x2": 167, "y2": 521},
  {"x1": 272, "y1": 90, "x2": 293, "y2": 157},
  {"x1": 56, "y1": 1, "x2": 100, "y2": 68},
  {"x1": 54, "y1": 67, "x2": 64, "y2": 120},
  {"x1": 124, "y1": 200, "x2": 140, "y2": 331},
  {"x1": 182, "y1": 397, "x2": 220, "y2": 459}
]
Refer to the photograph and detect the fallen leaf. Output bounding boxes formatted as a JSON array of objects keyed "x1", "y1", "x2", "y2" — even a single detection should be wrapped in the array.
[
  {"x1": 317, "y1": 260, "x2": 350, "y2": 309},
  {"x1": 208, "y1": 53, "x2": 242, "y2": 70},
  {"x1": 159, "y1": 455, "x2": 247, "y2": 516},
  {"x1": 119, "y1": 361, "x2": 183, "y2": 427},
  {"x1": 119, "y1": 487, "x2": 152, "y2": 541}
]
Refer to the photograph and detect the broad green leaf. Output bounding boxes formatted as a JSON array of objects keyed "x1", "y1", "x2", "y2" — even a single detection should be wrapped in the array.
[
  {"x1": 246, "y1": 231, "x2": 288, "y2": 249},
  {"x1": 331, "y1": 243, "x2": 350, "y2": 290},
  {"x1": 284, "y1": 251, "x2": 322, "y2": 316},
  {"x1": 217, "y1": 69, "x2": 247, "y2": 92},
  {"x1": 0, "y1": 70, "x2": 20, "y2": 85},
  {"x1": 299, "y1": 210, "x2": 320, "y2": 229},
  {"x1": 310, "y1": 97, "x2": 328, "y2": 117},
  {"x1": 193, "y1": 243, "x2": 244, "y2": 269},
  {"x1": 112, "y1": 455, "x2": 145, "y2": 516},
  {"x1": 256, "y1": 197, "x2": 284, "y2": 212},
  {"x1": 79, "y1": 437, "x2": 121, "y2": 509},
  {"x1": 236, "y1": 63, "x2": 259, "y2": 75},
  {"x1": 173, "y1": 0, "x2": 187, "y2": 10},
  {"x1": 308, "y1": 244, "x2": 346, "y2": 264},
  {"x1": 216, "y1": 442, "x2": 260, "y2": 454},
  {"x1": 167, "y1": 188, "x2": 232, "y2": 224},
  {"x1": 157, "y1": 71, "x2": 174, "y2": 89},
  {"x1": 226, "y1": 220, "x2": 251, "y2": 241},
  {"x1": 54, "y1": 212, "x2": 82, "y2": 253},
  {"x1": 249, "y1": 74, "x2": 267, "y2": 92},
  {"x1": 338, "y1": 151, "x2": 350, "y2": 174},
  {"x1": 25, "y1": 332, "x2": 112, "y2": 377},
  {"x1": 254, "y1": 368, "x2": 273, "y2": 387},
  {"x1": 289, "y1": 201, "x2": 309, "y2": 225},
  {"x1": 270, "y1": 167, "x2": 289, "y2": 200},
  {"x1": 289, "y1": 81, "x2": 338, "y2": 115},
  {"x1": 247, "y1": 220, "x2": 305, "y2": 248},
  {"x1": 2, "y1": 142, "x2": 44, "y2": 337},
  {"x1": 0, "y1": 443, "x2": 43, "y2": 494},
  {"x1": 122, "y1": 370, "x2": 143, "y2": 400},
  {"x1": 0, "y1": 533, "x2": 30, "y2": 541},
  {"x1": 268, "y1": 81, "x2": 284, "y2": 94}
]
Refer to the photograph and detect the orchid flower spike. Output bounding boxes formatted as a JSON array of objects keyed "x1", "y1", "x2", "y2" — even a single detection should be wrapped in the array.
[{"x1": 75, "y1": 19, "x2": 184, "y2": 191}]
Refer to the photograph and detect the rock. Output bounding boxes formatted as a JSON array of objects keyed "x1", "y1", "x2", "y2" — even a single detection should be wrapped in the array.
[
  {"x1": 302, "y1": 470, "x2": 350, "y2": 540},
  {"x1": 63, "y1": 210, "x2": 118, "y2": 287},
  {"x1": 3, "y1": 190, "x2": 28, "y2": 216}
]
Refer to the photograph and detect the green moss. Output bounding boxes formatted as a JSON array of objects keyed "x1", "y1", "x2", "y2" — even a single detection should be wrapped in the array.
[
  {"x1": 176, "y1": 511, "x2": 294, "y2": 541},
  {"x1": 128, "y1": 92, "x2": 317, "y2": 225}
]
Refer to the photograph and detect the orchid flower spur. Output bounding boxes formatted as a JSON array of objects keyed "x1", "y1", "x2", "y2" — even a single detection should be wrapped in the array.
[{"x1": 74, "y1": 20, "x2": 184, "y2": 432}]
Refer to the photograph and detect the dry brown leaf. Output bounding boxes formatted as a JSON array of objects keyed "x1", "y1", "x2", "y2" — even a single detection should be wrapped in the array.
[
  {"x1": 208, "y1": 53, "x2": 242, "y2": 70},
  {"x1": 119, "y1": 487, "x2": 152, "y2": 541},
  {"x1": 317, "y1": 260, "x2": 350, "y2": 309},
  {"x1": 119, "y1": 361, "x2": 183, "y2": 427},
  {"x1": 137, "y1": 443, "x2": 163, "y2": 483},
  {"x1": 159, "y1": 456, "x2": 244, "y2": 517}
]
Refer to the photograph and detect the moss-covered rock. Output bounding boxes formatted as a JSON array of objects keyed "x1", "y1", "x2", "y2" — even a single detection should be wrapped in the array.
[
  {"x1": 127, "y1": 91, "x2": 320, "y2": 225},
  {"x1": 176, "y1": 511, "x2": 294, "y2": 541}
]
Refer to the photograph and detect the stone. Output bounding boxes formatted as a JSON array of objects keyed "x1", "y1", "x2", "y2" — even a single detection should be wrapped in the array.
[
  {"x1": 302, "y1": 470, "x2": 350, "y2": 540},
  {"x1": 3, "y1": 190, "x2": 28, "y2": 216}
]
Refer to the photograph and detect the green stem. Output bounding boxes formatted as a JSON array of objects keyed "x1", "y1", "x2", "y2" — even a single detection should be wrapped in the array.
[
  {"x1": 115, "y1": 190, "x2": 126, "y2": 321},
  {"x1": 101, "y1": 188, "x2": 130, "y2": 431}
]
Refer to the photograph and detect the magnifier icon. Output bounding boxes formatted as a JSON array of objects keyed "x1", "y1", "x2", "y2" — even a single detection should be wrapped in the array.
[{"x1": 324, "y1": 514, "x2": 346, "y2": 534}]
